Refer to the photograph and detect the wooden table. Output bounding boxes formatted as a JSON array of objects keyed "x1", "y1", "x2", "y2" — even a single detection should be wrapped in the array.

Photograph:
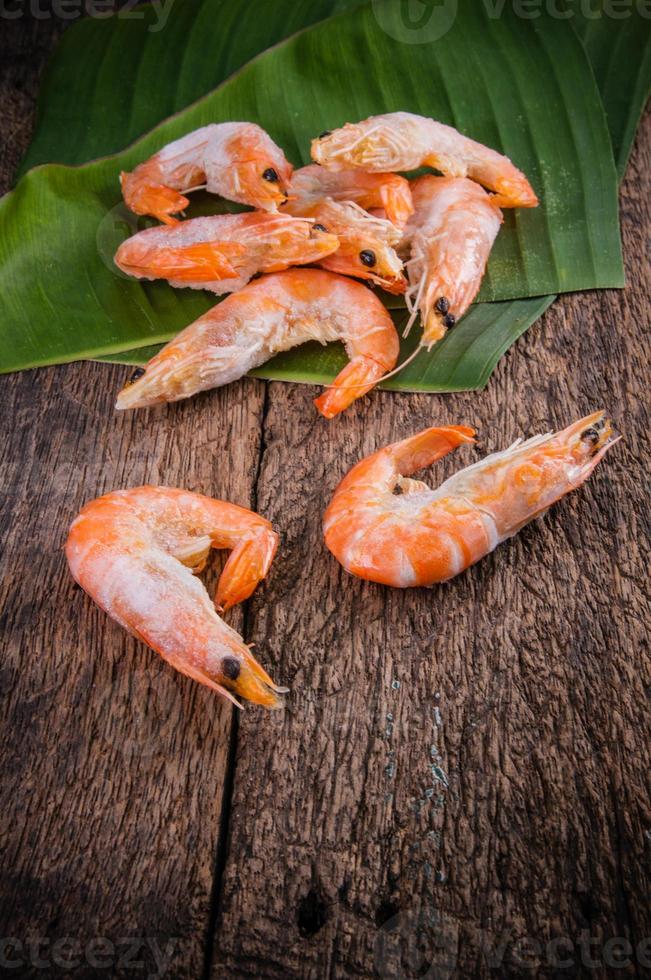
[{"x1": 1, "y1": 16, "x2": 649, "y2": 980}]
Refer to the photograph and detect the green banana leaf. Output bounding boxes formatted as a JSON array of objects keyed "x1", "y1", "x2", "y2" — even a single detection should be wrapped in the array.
[
  {"x1": 0, "y1": 0, "x2": 625, "y2": 384},
  {"x1": 66, "y1": 0, "x2": 646, "y2": 391},
  {"x1": 569, "y1": 0, "x2": 651, "y2": 178},
  {"x1": 19, "y1": 0, "x2": 651, "y2": 174},
  {"x1": 17, "y1": 0, "x2": 358, "y2": 175}
]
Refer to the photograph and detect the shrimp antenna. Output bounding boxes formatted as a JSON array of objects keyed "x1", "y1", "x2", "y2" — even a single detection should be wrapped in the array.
[
  {"x1": 373, "y1": 343, "x2": 423, "y2": 385},
  {"x1": 401, "y1": 302, "x2": 421, "y2": 340}
]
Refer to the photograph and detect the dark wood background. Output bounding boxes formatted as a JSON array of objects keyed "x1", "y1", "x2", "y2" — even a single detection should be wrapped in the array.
[{"x1": 1, "y1": 12, "x2": 649, "y2": 980}]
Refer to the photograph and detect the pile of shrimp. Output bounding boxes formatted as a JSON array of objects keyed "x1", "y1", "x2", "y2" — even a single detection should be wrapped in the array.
[
  {"x1": 66, "y1": 115, "x2": 564, "y2": 713},
  {"x1": 115, "y1": 112, "x2": 538, "y2": 413}
]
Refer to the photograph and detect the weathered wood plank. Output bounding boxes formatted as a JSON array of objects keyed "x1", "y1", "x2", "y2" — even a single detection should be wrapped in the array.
[
  {"x1": 213, "y1": 112, "x2": 651, "y2": 979},
  {"x1": 0, "y1": 370, "x2": 268, "y2": 978},
  {"x1": 0, "y1": 18, "x2": 267, "y2": 976}
]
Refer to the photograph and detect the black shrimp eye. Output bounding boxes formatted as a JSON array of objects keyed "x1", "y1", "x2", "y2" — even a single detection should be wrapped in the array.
[
  {"x1": 128, "y1": 367, "x2": 145, "y2": 385},
  {"x1": 359, "y1": 249, "x2": 376, "y2": 267},
  {"x1": 319, "y1": 130, "x2": 332, "y2": 139},
  {"x1": 262, "y1": 168, "x2": 279, "y2": 183},
  {"x1": 313, "y1": 223, "x2": 328, "y2": 232},
  {"x1": 443, "y1": 313, "x2": 456, "y2": 329},
  {"x1": 221, "y1": 656, "x2": 241, "y2": 681},
  {"x1": 580, "y1": 427, "x2": 600, "y2": 445},
  {"x1": 435, "y1": 296, "x2": 450, "y2": 315}
]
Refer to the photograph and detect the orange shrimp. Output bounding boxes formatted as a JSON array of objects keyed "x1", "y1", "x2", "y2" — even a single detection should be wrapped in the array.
[
  {"x1": 286, "y1": 164, "x2": 413, "y2": 227},
  {"x1": 121, "y1": 123, "x2": 293, "y2": 223},
  {"x1": 288, "y1": 197, "x2": 406, "y2": 293},
  {"x1": 312, "y1": 112, "x2": 538, "y2": 209},
  {"x1": 115, "y1": 269, "x2": 399, "y2": 419},
  {"x1": 114, "y1": 213, "x2": 339, "y2": 294},
  {"x1": 324, "y1": 413, "x2": 618, "y2": 587},
  {"x1": 282, "y1": 165, "x2": 409, "y2": 292},
  {"x1": 66, "y1": 486, "x2": 284, "y2": 708},
  {"x1": 402, "y1": 175, "x2": 503, "y2": 345}
]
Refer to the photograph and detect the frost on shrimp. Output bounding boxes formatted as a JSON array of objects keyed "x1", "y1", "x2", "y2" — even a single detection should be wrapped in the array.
[
  {"x1": 324, "y1": 412, "x2": 618, "y2": 587},
  {"x1": 288, "y1": 197, "x2": 406, "y2": 293},
  {"x1": 402, "y1": 176, "x2": 503, "y2": 346},
  {"x1": 286, "y1": 164, "x2": 414, "y2": 228},
  {"x1": 115, "y1": 269, "x2": 400, "y2": 419},
  {"x1": 65, "y1": 486, "x2": 284, "y2": 708},
  {"x1": 312, "y1": 112, "x2": 538, "y2": 209},
  {"x1": 120, "y1": 123, "x2": 293, "y2": 223},
  {"x1": 114, "y1": 213, "x2": 339, "y2": 294}
]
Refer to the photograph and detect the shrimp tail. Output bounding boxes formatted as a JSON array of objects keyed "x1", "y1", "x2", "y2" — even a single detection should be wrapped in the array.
[
  {"x1": 388, "y1": 425, "x2": 477, "y2": 475},
  {"x1": 216, "y1": 529, "x2": 279, "y2": 611},
  {"x1": 381, "y1": 180, "x2": 415, "y2": 227},
  {"x1": 120, "y1": 171, "x2": 189, "y2": 223},
  {"x1": 123, "y1": 242, "x2": 247, "y2": 282},
  {"x1": 314, "y1": 356, "x2": 388, "y2": 419}
]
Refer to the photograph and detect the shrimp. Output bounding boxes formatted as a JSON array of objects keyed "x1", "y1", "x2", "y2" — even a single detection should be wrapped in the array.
[
  {"x1": 285, "y1": 164, "x2": 414, "y2": 227},
  {"x1": 114, "y1": 213, "x2": 339, "y2": 295},
  {"x1": 115, "y1": 268, "x2": 399, "y2": 419},
  {"x1": 66, "y1": 486, "x2": 284, "y2": 708},
  {"x1": 120, "y1": 123, "x2": 293, "y2": 223},
  {"x1": 324, "y1": 412, "x2": 618, "y2": 587},
  {"x1": 402, "y1": 176, "x2": 503, "y2": 345},
  {"x1": 282, "y1": 165, "x2": 409, "y2": 292},
  {"x1": 286, "y1": 197, "x2": 405, "y2": 293},
  {"x1": 312, "y1": 112, "x2": 538, "y2": 209}
]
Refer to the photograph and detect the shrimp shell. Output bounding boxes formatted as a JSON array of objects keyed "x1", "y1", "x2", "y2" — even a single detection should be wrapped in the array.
[
  {"x1": 286, "y1": 164, "x2": 414, "y2": 227},
  {"x1": 66, "y1": 486, "x2": 284, "y2": 708},
  {"x1": 115, "y1": 269, "x2": 400, "y2": 419},
  {"x1": 312, "y1": 112, "x2": 538, "y2": 209},
  {"x1": 114, "y1": 213, "x2": 339, "y2": 294},
  {"x1": 121, "y1": 123, "x2": 293, "y2": 223},
  {"x1": 402, "y1": 176, "x2": 503, "y2": 345},
  {"x1": 324, "y1": 413, "x2": 618, "y2": 587}
]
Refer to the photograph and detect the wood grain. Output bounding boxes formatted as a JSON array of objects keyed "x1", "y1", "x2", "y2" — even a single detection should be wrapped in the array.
[
  {"x1": 0, "y1": 21, "x2": 266, "y2": 973},
  {"x1": 1, "y1": 13, "x2": 649, "y2": 980},
  {"x1": 213, "y1": 113, "x2": 651, "y2": 979},
  {"x1": 0, "y1": 367, "x2": 268, "y2": 977}
]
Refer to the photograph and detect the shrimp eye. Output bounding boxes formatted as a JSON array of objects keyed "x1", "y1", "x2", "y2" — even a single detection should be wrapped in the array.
[
  {"x1": 222, "y1": 656, "x2": 241, "y2": 681},
  {"x1": 313, "y1": 223, "x2": 328, "y2": 233},
  {"x1": 319, "y1": 131, "x2": 332, "y2": 139},
  {"x1": 435, "y1": 296, "x2": 450, "y2": 315},
  {"x1": 359, "y1": 249, "x2": 376, "y2": 267},
  {"x1": 580, "y1": 427, "x2": 600, "y2": 445},
  {"x1": 262, "y1": 168, "x2": 279, "y2": 183},
  {"x1": 443, "y1": 313, "x2": 456, "y2": 329},
  {"x1": 128, "y1": 367, "x2": 145, "y2": 385}
]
